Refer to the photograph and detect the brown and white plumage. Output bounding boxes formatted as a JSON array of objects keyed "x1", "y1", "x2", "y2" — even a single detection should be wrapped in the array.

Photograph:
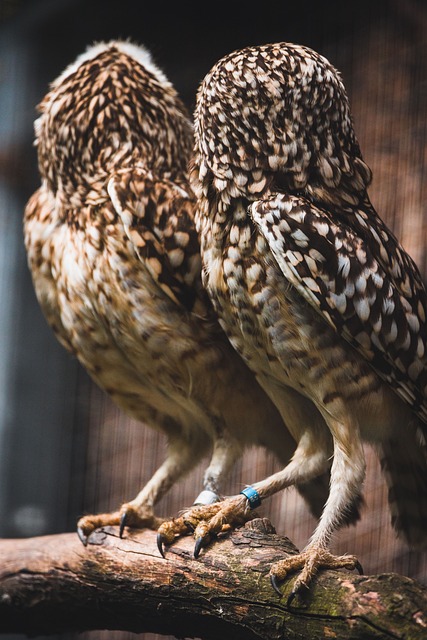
[
  {"x1": 24, "y1": 41, "x2": 330, "y2": 546},
  {"x1": 191, "y1": 42, "x2": 427, "y2": 597}
]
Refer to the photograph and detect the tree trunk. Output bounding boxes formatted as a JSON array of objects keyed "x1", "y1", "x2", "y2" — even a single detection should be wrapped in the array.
[{"x1": 0, "y1": 519, "x2": 425, "y2": 639}]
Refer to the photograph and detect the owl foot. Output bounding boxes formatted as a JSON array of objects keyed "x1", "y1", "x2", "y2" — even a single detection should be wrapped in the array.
[
  {"x1": 156, "y1": 494, "x2": 255, "y2": 557},
  {"x1": 269, "y1": 546, "x2": 363, "y2": 604},
  {"x1": 77, "y1": 505, "x2": 165, "y2": 545},
  {"x1": 77, "y1": 511, "x2": 121, "y2": 545}
]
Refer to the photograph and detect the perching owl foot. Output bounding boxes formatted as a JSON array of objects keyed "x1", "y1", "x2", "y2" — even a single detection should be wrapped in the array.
[
  {"x1": 77, "y1": 504, "x2": 165, "y2": 545},
  {"x1": 269, "y1": 546, "x2": 364, "y2": 604},
  {"x1": 156, "y1": 493, "x2": 257, "y2": 558}
]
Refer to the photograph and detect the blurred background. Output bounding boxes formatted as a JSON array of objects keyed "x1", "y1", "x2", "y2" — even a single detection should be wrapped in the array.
[{"x1": 0, "y1": 0, "x2": 426, "y2": 638}]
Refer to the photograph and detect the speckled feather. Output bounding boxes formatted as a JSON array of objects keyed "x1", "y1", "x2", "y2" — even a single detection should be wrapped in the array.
[
  {"x1": 193, "y1": 41, "x2": 427, "y2": 564},
  {"x1": 251, "y1": 194, "x2": 427, "y2": 421},
  {"x1": 25, "y1": 41, "x2": 327, "y2": 538}
]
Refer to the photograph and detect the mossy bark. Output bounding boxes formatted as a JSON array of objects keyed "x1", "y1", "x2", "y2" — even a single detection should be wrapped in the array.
[{"x1": 0, "y1": 519, "x2": 425, "y2": 639}]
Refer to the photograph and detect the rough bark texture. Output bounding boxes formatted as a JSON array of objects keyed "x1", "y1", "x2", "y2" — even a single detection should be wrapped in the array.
[{"x1": 0, "y1": 519, "x2": 426, "y2": 639}]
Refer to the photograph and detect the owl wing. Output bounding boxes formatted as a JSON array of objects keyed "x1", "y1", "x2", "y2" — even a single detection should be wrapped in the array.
[
  {"x1": 108, "y1": 167, "x2": 203, "y2": 312},
  {"x1": 24, "y1": 187, "x2": 76, "y2": 355},
  {"x1": 250, "y1": 193, "x2": 427, "y2": 423}
]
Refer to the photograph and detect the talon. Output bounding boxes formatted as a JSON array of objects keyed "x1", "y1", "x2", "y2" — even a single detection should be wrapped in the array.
[
  {"x1": 119, "y1": 512, "x2": 128, "y2": 538},
  {"x1": 194, "y1": 536, "x2": 204, "y2": 559},
  {"x1": 355, "y1": 560, "x2": 364, "y2": 575},
  {"x1": 77, "y1": 527, "x2": 88, "y2": 546},
  {"x1": 270, "y1": 573, "x2": 283, "y2": 597},
  {"x1": 157, "y1": 533, "x2": 166, "y2": 558},
  {"x1": 286, "y1": 590, "x2": 297, "y2": 607}
]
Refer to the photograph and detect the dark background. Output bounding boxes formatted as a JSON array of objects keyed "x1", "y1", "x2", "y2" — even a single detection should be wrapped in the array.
[{"x1": 0, "y1": 1, "x2": 425, "y2": 638}]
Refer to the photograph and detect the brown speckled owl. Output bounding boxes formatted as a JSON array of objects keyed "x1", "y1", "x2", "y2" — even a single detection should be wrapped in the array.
[
  {"x1": 191, "y1": 42, "x2": 427, "y2": 598},
  {"x1": 24, "y1": 41, "x2": 336, "y2": 550}
]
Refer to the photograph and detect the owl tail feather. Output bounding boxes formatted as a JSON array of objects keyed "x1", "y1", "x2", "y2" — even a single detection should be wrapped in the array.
[{"x1": 379, "y1": 429, "x2": 427, "y2": 550}]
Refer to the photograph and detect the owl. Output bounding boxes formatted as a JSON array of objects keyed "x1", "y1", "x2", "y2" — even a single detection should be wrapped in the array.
[
  {"x1": 190, "y1": 42, "x2": 427, "y2": 600},
  {"x1": 24, "y1": 41, "x2": 334, "y2": 553}
]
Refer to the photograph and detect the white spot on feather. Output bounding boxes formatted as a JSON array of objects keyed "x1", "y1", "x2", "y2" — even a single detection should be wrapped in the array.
[
  {"x1": 246, "y1": 262, "x2": 263, "y2": 283},
  {"x1": 387, "y1": 321, "x2": 398, "y2": 343},
  {"x1": 337, "y1": 254, "x2": 351, "y2": 278},
  {"x1": 372, "y1": 316, "x2": 382, "y2": 333},
  {"x1": 303, "y1": 277, "x2": 320, "y2": 293},
  {"x1": 286, "y1": 251, "x2": 303, "y2": 266},
  {"x1": 330, "y1": 292, "x2": 347, "y2": 314},
  {"x1": 313, "y1": 221, "x2": 329, "y2": 237},
  {"x1": 371, "y1": 272, "x2": 384, "y2": 289},
  {"x1": 382, "y1": 296, "x2": 395, "y2": 315},
  {"x1": 356, "y1": 247, "x2": 367, "y2": 264},
  {"x1": 291, "y1": 229, "x2": 309, "y2": 247},
  {"x1": 407, "y1": 313, "x2": 420, "y2": 333},
  {"x1": 168, "y1": 248, "x2": 184, "y2": 268},
  {"x1": 355, "y1": 275, "x2": 367, "y2": 294},
  {"x1": 354, "y1": 297, "x2": 370, "y2": 322}
]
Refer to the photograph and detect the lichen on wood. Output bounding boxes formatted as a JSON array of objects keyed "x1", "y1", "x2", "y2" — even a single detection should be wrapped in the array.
[{"x1": 0, "y1": 519, "x2": 425, "y2": 639}]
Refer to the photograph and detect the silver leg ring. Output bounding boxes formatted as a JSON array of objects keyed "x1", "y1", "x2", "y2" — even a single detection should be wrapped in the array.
[{"x1": 193, "y1": 490, "x2": 221, "y2": 506}]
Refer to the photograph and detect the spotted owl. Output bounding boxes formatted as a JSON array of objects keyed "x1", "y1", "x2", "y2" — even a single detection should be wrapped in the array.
[
  {"x1": 190, "y1": 42, "x2": 427, "y2": 598},
  {"x1": 24, "y1": 40, "x2": 336, "y2": 549}
]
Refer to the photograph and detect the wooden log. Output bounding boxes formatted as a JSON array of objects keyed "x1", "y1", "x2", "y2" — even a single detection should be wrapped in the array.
[{"x1": 0, "y1": 518, "x2": 426, "y2": 639}]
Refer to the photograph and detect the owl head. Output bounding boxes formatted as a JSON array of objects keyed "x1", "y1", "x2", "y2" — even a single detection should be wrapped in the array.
[
  {"x1": 35, "y1": 40, "x2": 193, "y2": 194},
  {"x1": 193, "y1": 42, "x2": 371, "y2": 209}
]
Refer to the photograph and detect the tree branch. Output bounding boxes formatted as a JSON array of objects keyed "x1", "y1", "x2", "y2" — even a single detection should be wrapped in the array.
[{"x1": 0, "y1": 518, "x2": 425, "y2": 639}]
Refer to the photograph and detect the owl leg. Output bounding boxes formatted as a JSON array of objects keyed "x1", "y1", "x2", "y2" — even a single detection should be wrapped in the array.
[
  {"x1": 156, "y1": 435, "x2": 242, "y2": 556},
  {"x1": 157, "y1": 431, "x2": 331, "y2": 557},
  {"x1": 202, "y1": 435, "x2": 242, "y2": 496},
  {"x1": 270, "y1": 426, "x2": 366, "y2": 602},
  {"x1": 77, "y1": 436, "x2": 202, "y2": 545}
]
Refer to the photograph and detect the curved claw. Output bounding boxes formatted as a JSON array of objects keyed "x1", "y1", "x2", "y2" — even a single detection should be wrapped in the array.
[
  {"x1": 194, "y1": 536, "x2": 204, "y2": 559},
  {"x1": 77, "y1": 527, "x2": 88, "y2": 547},
  {"x1": 286, "y1": 590, "x2": 297, "y2": 607},
  {"x1": 119, "y1": 512, "x2": 128, "y2": 539},
  {"x1": 157, "y1": 533, "x2": 166, "y2": 559},
  {"x1": 270, "y1": 573, "x2": 283, "y2": 597},
  {"x1": 355, "y1": 560, "x2": 364, "y2": 575}
]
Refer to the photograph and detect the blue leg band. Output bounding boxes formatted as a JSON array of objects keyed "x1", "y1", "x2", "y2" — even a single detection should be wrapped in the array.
[{"x1": 240, "y1": 486, "x2": 261, "y2": 509}]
